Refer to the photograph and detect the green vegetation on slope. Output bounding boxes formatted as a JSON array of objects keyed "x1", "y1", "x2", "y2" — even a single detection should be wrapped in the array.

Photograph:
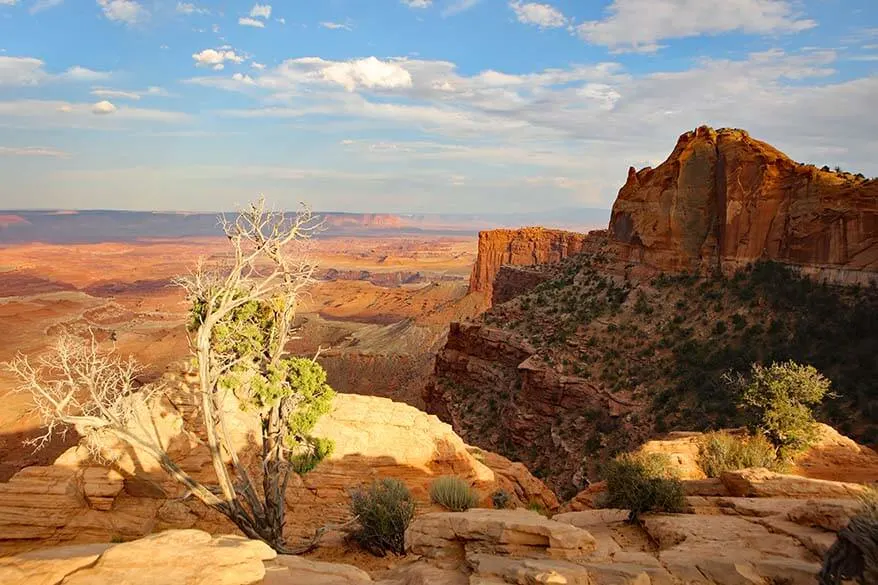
[{"x1": 446, "y1": 254, "x2": 878, "y2": 495}]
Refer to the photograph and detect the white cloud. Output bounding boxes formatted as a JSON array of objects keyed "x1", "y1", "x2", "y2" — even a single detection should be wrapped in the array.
[
  {"x1": 251, "y1": 61, "x2": 266, "y2": 70},
  {"x1": 91, "y1": 100, "x2": 117, "y2": 115},
  {"x1": 176, "y1": 2, "x2": 208, "y2": 15},
  {"x1": 402, "y1": 0, "x2": 431, "y2": 7},
  {"x1": 509, "y1": 1, "x2": 566, "y2": 28},
  {"x1": 192, "y1": 48, "x2": 245, "y2": 67},
  {"x1": 0, "y1": 57, "x2": 110, "y2": 86},
  {"x1": 90, "y1": 86, "x2": 168, "y2": 100},
  {"x1": 96, "y1": 0, "x2": 145, "y2": 25},
  {"x1": 277, "y1": 56, "x2": 414, "y2": 92},
  {"x1": 60, "y1": 65, "x2": 110, "y2": 81},
  {"x1": 0, "y1": 146, "x2": 69, "y2": 158},
  {"x1": 443, "y1": 0, "x2": 480, "y2": 16},
  {"x1": 0, "y1": 99, "x2": 190, "y2": 126},
  {"x1": 238, "y1": 16, "x2": 264, "y2": 28},
  {"x1": 320, "y1": 21, "x2": 351, "y2": 31},
  {"x1": 30, "y1": 0, "x2": 64, "y2": 13},
  {"x1": 0, "y1": 56, "x2": 47, "y2": 86},
  {"x1": 91, "y1": 88, "x2": 139, "y2": 100},
  {"x1": 249, "y1": 3, "x2": 270, "y2": 18},
  {"x1": 577, "y1": 0, "x2": 816, "y2": 52},
  {"x1": 275, "y1": 17, "x2": 285, "y2": 24},
  {"x1": 0, "y1": 0, "x2": 18, "y2": 5}
]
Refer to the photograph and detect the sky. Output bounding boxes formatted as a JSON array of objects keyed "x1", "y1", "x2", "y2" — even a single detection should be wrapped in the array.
[{"x1": 0, "y1": 0, "x2": 876, "y2": 213}]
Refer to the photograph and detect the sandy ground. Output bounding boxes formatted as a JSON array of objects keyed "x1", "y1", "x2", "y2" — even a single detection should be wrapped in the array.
[{"x1": 0, "y1": 235, "x2": 482, "y2": 479}]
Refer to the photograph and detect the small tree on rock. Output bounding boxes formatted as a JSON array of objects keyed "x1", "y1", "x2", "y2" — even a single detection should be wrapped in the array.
[
  {"x1": 729, "y1": 360, "x2": 831, "y2": 459},
  {"x1": 6, "y1": 198, "x2": 334, "y2": 553}
]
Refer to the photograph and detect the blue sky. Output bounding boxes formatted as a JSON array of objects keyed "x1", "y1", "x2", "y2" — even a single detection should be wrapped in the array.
[{"x1": 0, "y1": 0, "x2": 876, "y2": 213}]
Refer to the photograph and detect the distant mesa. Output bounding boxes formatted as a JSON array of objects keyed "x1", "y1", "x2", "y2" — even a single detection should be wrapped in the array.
[{"x1": 0, "y1": 214, "x2": 29, "y2": 228}]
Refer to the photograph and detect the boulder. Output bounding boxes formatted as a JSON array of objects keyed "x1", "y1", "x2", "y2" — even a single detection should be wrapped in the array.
[
  {"x1": 263, "y1": 556, "x2": 373, "y2": 585},
  {"x1": 786, "y1": 499, "x2": 861, "y2": 532},
  {"x1": 0, "y1": 529, "x2": 276, "y2": 585},
  {"x1": 406, "y1": 509, "x2": 596, "y2": 560},
  {"x1": 641, "y1": 514, "x2": 821, "y2": 585},
  {"x1": 720, "y1": 468, "x2": 869, "y2": 499}
]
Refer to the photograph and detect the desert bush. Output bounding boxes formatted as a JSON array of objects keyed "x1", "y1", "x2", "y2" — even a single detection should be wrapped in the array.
[
  {"x1": 819, "y1": 488, "x2": 878, "y2": 584},
  {"x1": 602, "y1": 452, "x2": 685, "y2": 521},
  {"x1": 491, "y1": 489, "x2": 511, "y2": 509},
  {"x1": 429, "y1": 476, "x2": 478, "y2": 511},
  {"x1": 349, "y1": 478, "x2": 415, "y2": 556},
  {"x1": 697, "y1": 431, "x2": 781, "y2": 477},
  {"x1": 730, "y1": 361, "x2": 832, "y2": 458}
]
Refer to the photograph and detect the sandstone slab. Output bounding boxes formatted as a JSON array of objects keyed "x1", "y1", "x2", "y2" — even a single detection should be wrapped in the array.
[
  {"x1": 406, "y1": 509, "x2": 596, "y2": 560},
  {"x1": 720, "y1": 468, "x2": 869, "y2": 499}
]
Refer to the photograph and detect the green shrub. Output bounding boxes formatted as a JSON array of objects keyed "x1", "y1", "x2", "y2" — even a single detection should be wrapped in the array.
[
  {"x1": 429, "y1": 476, "x2": 478, "y2": 512},
  {"x1": 697, "y1": 431, "x2": 781, "y2": 477},
  {"x1": 602, "y1": 452, "x2": 685, "y2": 521},
  {"x1": 349, "y1": 478, "x2": 415, "y2": 556},
  {"x1": 491, "y1": 489, "x2": 511, "y2": 509},
  {"x1": 731, "y1": 361, "x2": 832, "y2": 458},
  {"x1": 819, "y1": 488, "x2": 878, "y2": 584}
]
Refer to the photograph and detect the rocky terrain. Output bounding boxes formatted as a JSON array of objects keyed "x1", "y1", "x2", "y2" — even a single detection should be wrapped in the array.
[
  {"x1": 428, "y1": 127, "x2": 878, "y2": 496},
  {"x1": 0, "y1": 236, "x2": 480, "y2": 479}
]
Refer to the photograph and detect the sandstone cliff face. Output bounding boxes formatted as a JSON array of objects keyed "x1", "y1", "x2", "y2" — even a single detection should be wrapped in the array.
[
  {"x1": 610, "y1": 126, "x2": 878, "y2": 282},
  {"x1": 468, "y1": 228, "x2": 592, "y2": 299}
]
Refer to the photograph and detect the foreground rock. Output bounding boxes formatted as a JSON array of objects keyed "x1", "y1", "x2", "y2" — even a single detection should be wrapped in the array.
[
  {"x1": 721, "y1": 467, "x2": 870, "y2": 499},
  {"x1": 407, "y1": 509, "x2": 596, "y2": 560},
  {"x1": 0, "y1": 392, "x2": 553, "y2": 554},
  {"x1": 0, "y1": 529, "x2": 276, "y2": 585}
]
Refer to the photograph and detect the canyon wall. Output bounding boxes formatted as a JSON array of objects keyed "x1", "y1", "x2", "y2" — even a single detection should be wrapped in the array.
[
  {"x1": 468, "y1": 228, "x2": 592, "y2": 298},
  {"x1": 610, "y1": 126, "x2": 878, "y2": 283}
]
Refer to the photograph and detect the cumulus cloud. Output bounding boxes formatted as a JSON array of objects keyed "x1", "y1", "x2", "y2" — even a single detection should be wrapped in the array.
[
  {"x1": 30, "y1": 0, "x2": 64, "y2": 13},
  {"x1": 279, "y1": 56, "x2": 414, "y2": 92},
  {"x1": 320, "y1": 21, "x2": 351, "y2": 31},
  {"x1": 249, "y1": 3, "x2": 270, "y2": 18},
  {"x1": 176, "y1": 2, "x2": 208, "y2": 15},
  {"x1": 0, "y1": 57, "x2": 110, "y2": 86},
  {"x1": 192, "y1": 48, "x2": 245, "y2": 68},
  {"x1": 443, "y1": 0, "x2": 481, "y2": 16},
  {"x1": 0, "y1": 146, "x2": 70, "y2": 158},
  {"x1": 96, "y1": 0, "x2": 146, "y2": 25},
  {"x1": 60, "y1": 66, "x2": 110, "y2": 81},
  {"x1": 0, "y1": 56, "x2": 47, "y2": 86},
  {"x1": 509, "y1": 1, "x2": 566, "y2": 28},
  {"x1": 576, "y1": 0, "x2": 816, "y2": 53},
  {"x1": 91, "y1": 100, "x2": 117, "y2": 115},
  {"x1": 238, "y1": 16, "x2": 264, "y2": 28},
  {"x1": 401, "y1": 0, "x2": 431, "y2": 7},
  {"x1": 205, "y1": 48, "x2": 878, "y2": 207}
]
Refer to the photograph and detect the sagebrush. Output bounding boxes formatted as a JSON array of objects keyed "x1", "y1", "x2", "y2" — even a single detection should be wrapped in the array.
[
  {"x1": 429, "y1": 476, "x2": 478, "y2": 512},
  {"x1": 602, "y1": 452, "x2": 685, "y2": 521},
  {"x1": 697, "y1": 431, "x2": 782, "y2": 477},
  {"x1": 349, "y1": 478, "x2": 415, "y2": 556}
]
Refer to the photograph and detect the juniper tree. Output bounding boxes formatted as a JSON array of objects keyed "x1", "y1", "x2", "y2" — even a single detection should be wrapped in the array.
[{"x1": 6, "y1": 198, "x2": 335, "y2": 552}]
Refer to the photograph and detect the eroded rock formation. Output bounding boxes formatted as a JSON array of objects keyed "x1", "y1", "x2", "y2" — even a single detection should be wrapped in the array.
[
  {"x1": 0, "y1": 387, "x2": 555, "y2": 555},
  {"x1": 468, "y1": 228, "x2": 593, "y2": 299},
  {"x1": 610, "y1": 126, "x2": 878, "y2": 282}
]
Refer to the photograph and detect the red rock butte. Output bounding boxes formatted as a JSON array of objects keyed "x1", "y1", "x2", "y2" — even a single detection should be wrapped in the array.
[{"x1": 610, "y1": 126, "x2": 878, "y2": 283}]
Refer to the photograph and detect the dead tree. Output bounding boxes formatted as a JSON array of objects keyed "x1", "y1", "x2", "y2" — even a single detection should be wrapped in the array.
[{"x1": 7, "y1": 198, "x2": 335, "y2": 553}]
